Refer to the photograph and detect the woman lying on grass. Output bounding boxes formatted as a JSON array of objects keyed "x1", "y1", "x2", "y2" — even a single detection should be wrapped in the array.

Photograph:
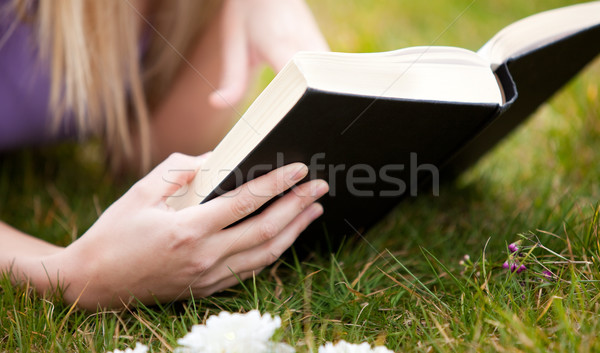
[{"x1": 0, "y1": 0, "x2": 329, "y2": 310}]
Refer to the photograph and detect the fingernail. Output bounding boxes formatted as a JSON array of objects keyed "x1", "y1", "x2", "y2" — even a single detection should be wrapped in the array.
[
  {"x1": 312, "y1": 179, "x2": 329, "y2": 197},
  {"x1": 309, "y1": 203, "x2": 324, "y2": 219},
  {"x1": 196, "y1": 153, "x2": 211, "y2": 163},
  {"x1": 287, "y1": 163, "x2": 308, "y2": 182}
]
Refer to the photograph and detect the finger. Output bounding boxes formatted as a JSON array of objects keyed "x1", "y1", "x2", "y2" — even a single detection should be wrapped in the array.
[
  {"x1": 182, "y1": 196, "x2": 325, "y2": 293},
  {"x1": 213, "y1": 202, "x2": 324, "y2": 279},
  {"x1": 180, "y1": 162, "x2": 309, "y2": 231},
  {"x1": 196, "y1": 267, "x2": 266, "y2": 296},
  {"x1": 259, "y1": 2, "x2": 330, "y2": 72},
  {"x1": 262, "y1": 33, "x2": 329, "y2": 73},
  {"x1": 130, "y1": 152, "x2": 210, "y2": 204},
  {"x1": 212, "y1": 179, "x2": 328, "y2": 255},
  {"x1": 260, "y1": 32, "x2": 329, "y2": 73},
  {"x1": 193, "y1": 202, "x2": 324, "y2": 294},
  {"x1": 291, "y1": 0, "x2": 330, "y2": 51},
  {"x1": 209, "y1": 0, "x2": 249, "y2": 108}
]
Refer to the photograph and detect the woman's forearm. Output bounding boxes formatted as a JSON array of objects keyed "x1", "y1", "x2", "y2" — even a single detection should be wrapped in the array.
[
  {"x1": 0, "y1": 221, "x2": 67, "y2": 299},
  {"x1": 0, "y1": 221, "x2": 63, "y2": 259}
]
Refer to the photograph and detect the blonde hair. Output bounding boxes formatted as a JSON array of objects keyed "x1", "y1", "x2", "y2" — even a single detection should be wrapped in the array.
[{"x1": 9, "y1": 0, "x2": 221, "y2": 172}]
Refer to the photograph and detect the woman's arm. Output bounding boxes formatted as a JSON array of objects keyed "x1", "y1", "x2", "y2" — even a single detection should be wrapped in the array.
[
  {"x1": 0, "y1": 222, "x2": 63, "y2": 258},
  {"x1": 2, "y1": 153, "x2": 328, "y2": 310},
  {"x1": 0, "y1": 222, "x2": 63, "y2": 291},
  {"x1": 0, "y1": 222, "x2": 65, "y2": 301}
]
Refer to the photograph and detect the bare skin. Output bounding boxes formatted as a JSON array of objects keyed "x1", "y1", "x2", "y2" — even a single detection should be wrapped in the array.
[
  {"x1": 0, "y1": 0, "x2": 330, "y2": 310},
  {"x1": 148, "y1": 0, "x2": 329, "y2": 163},
  {"x1": 4, "y1": 155, "x2": 328, "y2": 310}
]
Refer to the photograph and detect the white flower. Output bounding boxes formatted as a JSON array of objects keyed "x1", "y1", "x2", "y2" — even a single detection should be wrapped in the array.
[
  {"x1": 107, "y1": 342, "x2": 148, "y2": 353},
  {"x1": 318, "y1": 340, "x2": 393, "y2": 353},
  {"x1": 175, "y1": 310, "x2": 292, "y2": 353}
]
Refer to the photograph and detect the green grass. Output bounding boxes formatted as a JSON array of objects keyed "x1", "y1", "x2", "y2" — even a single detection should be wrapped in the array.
[{"x1": 2, "y1": 0, "x2": 600, "y2": 351}]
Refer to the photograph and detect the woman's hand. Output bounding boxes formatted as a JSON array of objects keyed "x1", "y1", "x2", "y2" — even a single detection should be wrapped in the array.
[
  {"x1": 26, "y1": 153, "x2": 328, "y2": 310},
  {"x1": 210, "y1": 0, "x2": 329, "y2": 107}
]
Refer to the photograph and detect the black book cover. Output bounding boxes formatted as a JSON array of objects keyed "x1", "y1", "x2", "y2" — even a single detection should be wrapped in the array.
[
  {"x1": 201, "y1": 22, "x2": 600, "y2": 247},
  {"x1": 444, "y1": 23, "x2": 600, "y2": 176},
  {"x1": 203, "y1": 91, "x2": 498, "y2": 242}
]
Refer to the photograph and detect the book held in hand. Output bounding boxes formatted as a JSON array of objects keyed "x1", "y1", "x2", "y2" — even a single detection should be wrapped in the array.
[{"x1": 167, "y1": 1, "x2": 600, "y2": 241}]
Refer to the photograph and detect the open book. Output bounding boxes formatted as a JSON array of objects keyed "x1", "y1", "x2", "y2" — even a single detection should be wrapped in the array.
[{"x1": 168, "y1": 1, "x2": 600, "y2": 239}]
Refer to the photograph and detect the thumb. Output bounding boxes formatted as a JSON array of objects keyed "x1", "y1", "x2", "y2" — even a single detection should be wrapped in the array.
[
  {"x1": 137, "y1": 153, "x2": 209, "y2": 203},
  {"x1": 209, "y1": 0, "x2": 249, "y2": 108}
]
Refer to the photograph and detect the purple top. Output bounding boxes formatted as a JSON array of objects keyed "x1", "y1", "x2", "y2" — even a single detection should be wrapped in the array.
[{"x1": 0, "y1": 4, "x2": 76, "y2": 151}]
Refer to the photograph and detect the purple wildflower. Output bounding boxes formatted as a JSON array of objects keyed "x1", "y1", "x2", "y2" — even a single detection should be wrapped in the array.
[
  {"x1": 503, "y1": 261, "x2": 526, "y2": 273},
  {"x1": 508, "y1": 243, "x2": 519, "y2": 253},
  {"x1": 542, "y1": 270, "x2": 554, "y2": 280}
]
